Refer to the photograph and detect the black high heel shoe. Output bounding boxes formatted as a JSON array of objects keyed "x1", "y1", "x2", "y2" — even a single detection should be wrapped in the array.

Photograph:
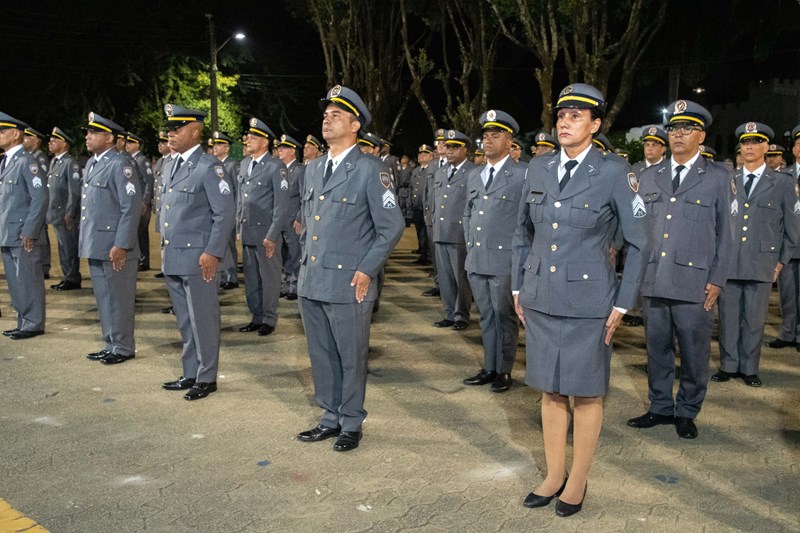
[
  {"x1": 555, "y1": 482, "x2": 587, "y2": 517},
  {"x1": 523, "y1": 474, "x2": 568, "y2": 508}
]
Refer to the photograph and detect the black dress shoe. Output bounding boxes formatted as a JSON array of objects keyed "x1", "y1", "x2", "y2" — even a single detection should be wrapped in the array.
[
  {"x1": 767, "y1": 338, "x2": 796, "y2": 349},
  {"x1": 285, "y1": 293, "x2": 298, "y2": 301},
  {"x1": 87, "y1": 349, "x2": 111, "y2": 361},
  {"x1": 257, "y1": 324, "x2": 275, "y2": 336},
  {"x1": 162, "y1": 376, "x2": 196, "y2": 390},
  {"x1": 333, "y1": 431, "x2": 362, "y2": 452},
  {"x1": 297, "y1": 425, "x2": 341, "y2": 442},
  {"x1": 491, "y1": 373, "x2": 512, "y2": 393},
  {"x1": 154, "y1": 272, "x2": 165, "y2": 278},
  {"x1": 433, "y1": 319, "x2": 455, "y2": 328},
  {"x1": 555, "y1": 483, "x2": 587, "y2": 517},
  {"x1": 239, "y1": 322, "x2": 261, "y2": 332},
  {"x1": 50, "y1": 281, "x2": 65, "y2": 289},
  {"x1": 710, "y1": 370, "x2": 739, "y2": 382},
  {"x1": 421, "y1": 288, "x2": 440, "y2": 297},
  {"x1": 54, "y1": 281, "x2": 81, "y2": 291},
  {"x1": 2, "y1": 328, "x2": 19, "y2": 337},
  {"x1": 627, "y1": 412, "x2": 675, "y2": 428},
  {"x1": 8, "y1": 330, "x2": 44, "y2": 340},
  {"x1": 675, "y1": 416, "x2": 698, "y2": 439},
  {"x1": 742, "y1": 374, "x2": 762, "y2": 387},
  {"x1": 523, "y1": 476, "x2": 568, "y2": 508},
  {"x1": 220, "y1": 281, "x2": 239, "y2": 290},
  {"x1": 161, "y1": 306, "x2": 174, "y2": 314},
  {"x1": 100, "y1": 353, "x2": 135, "y2": 365},
  {"x1": 137, "y1": 265, "x2": 150, "y2": 272},
  {"x1": 184, "y1": 382, "x2": 217, "y2": 401},
  {"x1": 621, "y1": 315, "x2": 644, "y2": 327},
  {"x1": 463, "y1": 369, "x2": 497, "y2": 386},
  {"x1": 451, "y1": 320, "x2": 468, "y2": 331}
]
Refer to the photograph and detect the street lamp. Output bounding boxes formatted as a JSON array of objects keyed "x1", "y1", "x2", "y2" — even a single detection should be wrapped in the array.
[{"x1": 206, "y1": 13, "x2": 245, "y2": 132}]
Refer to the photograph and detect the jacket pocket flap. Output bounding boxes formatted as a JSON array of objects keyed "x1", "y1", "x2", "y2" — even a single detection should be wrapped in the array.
[
  {"x1": 332, "y1": 193, "x2": 357, "y2": 204},
  {"x1": 760, "y1": 241, "x2": 779, "y2": 252},
  {"x1": 674, "y1": 249, "x2": 709, "y2": 268},
  {"x1": 523, "y1": 255, "x2": 541, "y2": 272},
  {"x1": 566, "y1": 262, "x2": 606, "y2": 281},
  {"x1": 528, "y1": 191, "x2": 546, "y2": 204},
  {"x1": 322, "y1": 253, "x2": 358, "y2": 270},
  {"x1": 684, "y1": 195, "x2": 711, "y2": 207}
]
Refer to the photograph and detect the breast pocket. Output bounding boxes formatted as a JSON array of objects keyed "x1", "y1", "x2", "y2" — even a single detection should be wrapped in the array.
[
  {"x1": 302, "y1": 190, "x2": 314, "y2": 217},
  {"x1": 643, "y1": 192, "x2": 660, "y2": 218},
  {"x1": 494, "y1": 192, "x2": 520, "y2": 213},
  {"x1": 528, "y1": 191, "x2": 546, "y2": 223},
  {"x1": 566, "y1": 262, "x2": 609, "y2": 305},
  {"x1": 683, "y1": 195, "x2": 712, "y2": 221},
  {"x1": 569, "y1": 199, "x2": 601, "y2": 228},
  {"x1": 175, "y1": 183, "x2": 197, "y2": 205},
  {"x1": 522, "y1": 255, "x2": 541, "y2": 299},
  {"x1": 331, "y1": 193, "x2": 357, "y2": 219}
]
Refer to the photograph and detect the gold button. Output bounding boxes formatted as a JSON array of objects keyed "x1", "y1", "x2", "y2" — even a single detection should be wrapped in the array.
[
  {"x1": 663, "y1": 233, "x2": 669, "y2": 239},
  {"x1": 502, "y1": 196, "x2": 506, "y2": 199},
  {"x1": 166, "y1": 205, "x2": 170, "y2": 209},
  {"x1": 584, "y1": 203, "x2": 589, "y2": 208},
  {"x1": 771, "y1": 246, "x2": 775, "y2": 250},
  {"x1": 666, "y1": 214, "x2": 672, "y2": 220},
  {"x1": 742, "y1": 237, "x2": 747, "y2": 242},
  {"x1": 661, "y1": 251, "x2": 667, "y2": 257},
  {"x1": 187, "y1": 243, "x2": 191, "y2": 247},
  {"x1": 440, "y1": 217, "x2": 444, "y2": 221},
  {"x1": 165, "y1": 240, "x2": 170, "y2": 244},
  {"x1": 319, "y1": 195, "x2": 325, "y2": 200},
  {"x1": 477, "y1": 227, "x2": 481, "y2": 231},
  {"x1": 552, "y1": 223, "x2": 558, "y2": 229},
  {"x1": 550, "y1": 266, "x2": 557, "y2": 272},
  {"x1": 446, "y1": 184, "x2": 451, "y2": 188},
  {"x1": 483, "y1": 195, "x2": 489, "y2": 200},
  {"x1": 695, "y1": 199, "x2": 701, "y2": 204},
  {"x1": 314, "y1": 215, "x2": 320, "y2": 221},
  {"x1": 164, "y1": 223, "x2": 169, "y2": 227},
  {"x1": 441, "y1": 205, "x2": 445, "y2": 209},
  {"x1": 244, "y1": 193, "x2": 248, "y2": 197},
  {"x1": 743, "y1": 226, "x2": 748, "y2": 231},
  {"x1": 106, "y1": 226, "x2": 110, "y2": 230},
  {"x1": 670, "y1": 197, "x2": 676, "y2": 203},
  {"x1": 84, "y1": 184, "x2": 88, "y2": 188},
  {"x1": 554, "y1": 201, "x2": 561, "y2": 208},
  {"x1": 443, "y1": 195, "x2": 448, "y2": 198},
  {"x1": 479, "y1": 211, "x2": 484, "y2": 215},
  {"x1": 743, "y1": 215, "x2": 749, "y2": 220},
  {"x1": 476, "y1": 242, "x2": 481, "y2": 246},
  {"x1": 744, "y1": 203, "x2": 749, "y2": 208},
  {"x1": 311, "y1": 255, "x2": 316, "y2": 262},
  {"x1": 82, "y1": 194, "x2": 86, "y2": 199},
  {"x1": 81, "y1": 216, "x2": 86, "y2": 221},
  {"x1": 688, "y1": 262, "x2": 693, "y2": 266},
  {"x1": 169, "y1": 188, "x2": 173, "y2": 192},
  {"x1": 312, "y1": 236, "x2": 318, "y2": 241},
  {"x1": 337, "y1": 264, "x2": 342, "y2": 269},
  {"x1": 82, "y1": 206, "x2": 86, "y2": 210},
  {"x1": 342, "y1": 197, "x2": 347, "y2": 202},
  {"x1": 498, "y1": 246, "x2": 503, "y2": 249},
  {"x1": 551, "y1": 244, "x2": 557, "y2": 251},
  {"x1": 582, "y1": 274, "x2": 589, "y2": 280}
]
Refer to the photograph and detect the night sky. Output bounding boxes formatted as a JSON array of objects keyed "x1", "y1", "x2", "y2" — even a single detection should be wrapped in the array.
[{"x1": 2, "y1": 0, "x2": 799, "y2": 158}]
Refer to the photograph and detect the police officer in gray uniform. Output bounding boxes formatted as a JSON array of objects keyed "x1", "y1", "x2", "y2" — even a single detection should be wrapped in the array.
[
  {"x1": 714, "y1": 122, "x2": 799, "y2": 387},
  {"x1": 46, "y1": 127, "x2": 82, "y2": 290},
  {"x1": 296, "y1": 85, "x2": 404, "y2": 452},
  {"x1": 23, "y1": 127, "x2": 52, "y2": 279},
  {"x1": 0, "y1": 113, "x2": 48, "y2": 340},
  {"x1": 628, "y1": 100, "x2": 735, "y2": 439},
  {"x1": 152, "y1": 130, "x2": 171, "y2": 239},
  {"x1": 631, "y1": 126, "x2": 667, "y2": 176},
  {"x1": 211, "y1": 130, "x2": 241, "y2": 290},
  {"x1": 125, "y1": 132, "x2": 155, "y2": 271},
  {"x1": 421, "y1": 130, "x2": 448, "y2": 297},
  {"x1": 159, "y1": 104, "x2": 236, "y2": 401},
  {"x1": 410, "y1": 144, "x2": 434, "y2": 265},
  {"x1": 236, "y1": 117, "x2": 291, "y2": 336},
  {"x1": 771, "y1": 124, "x2": 800, "y2": 350},
  {"x1": 432, "y1": 129, "x2": 475, "y2": 330},
  {"x1": 463, "y1": 110, "x2": 526, "y2": 393},
  {"x1": 532, "y1": 132, "x2": 559, "y2": 157},
  {"x1": 80, "y1": 112, "x2": 142, "y2": 363},
  {"x1": 276, "y1": 133, "x2": 305, "y2": 300}
]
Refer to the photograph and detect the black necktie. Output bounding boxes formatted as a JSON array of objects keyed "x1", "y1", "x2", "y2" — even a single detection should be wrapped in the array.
[
  {"x1": 448, "y1": 167, "x2": 457, "y2": 182},
  {"x1": 323, "y1": 159, "x2": 333, "y2": 187},
  {"x1": 440, "y1": 159, "x2": 446, "y2": 168},
  {"x1": 171, "y1": 156, "x2": 184, "y2": 179},
  {"x1": 485, "y1": 167, "x2": 494, "y2": 189},
  {"x1": 744, "y1": 173, "x2": 756, "y2": 196},
  {"x1": 672, "y1": 164, "x2": 685, "y2": 193},
  {"x1": 248, "y1": 159, "x2": 256, "y2": 176},
  {"x1": 1, "y1": 156, "x2": 7, "y2": 174},
  {"x1": 88, "y1": 159, "x2": 97, "y2": 175},
  {"x1": 560, "y1": 160, "x2": 578, "y2": 192}
]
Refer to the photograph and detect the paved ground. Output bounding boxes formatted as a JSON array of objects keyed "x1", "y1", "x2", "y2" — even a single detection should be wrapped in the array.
[{"x1": 0, "y1": 227, "x2": 798, "y2": 532}]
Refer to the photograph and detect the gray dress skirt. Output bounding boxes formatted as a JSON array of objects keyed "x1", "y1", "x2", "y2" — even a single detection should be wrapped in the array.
[{"x1": 524, "y1": 308, "x2": 611, "y2": 397}]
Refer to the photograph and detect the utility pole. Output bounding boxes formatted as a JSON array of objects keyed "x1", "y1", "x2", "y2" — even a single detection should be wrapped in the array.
[{"x1": 206, "y1": 13, "x2": 219, "y2": 132}]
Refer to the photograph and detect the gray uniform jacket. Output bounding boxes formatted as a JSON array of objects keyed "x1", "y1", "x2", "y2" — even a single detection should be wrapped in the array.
[
  {"x1": 511, "y1": 149, "x2": 651, "y2": 317},
  {"x1": 153, "y1": 155, "x2": 168, "y2": 215},
  {"x1": 464, "y1": 158, "x2": 527, "y2": 275},
  {"x1": 410, "y1": 165, "x2": 427, "y2": 211},
  {"x1": 421, "y1": 165, "x2": 438, "y2": 225},
  {"x1": 46, "y1": 153, "x2": 81, "y2": 225},
  {"x1": 728, "y1": 167, "x2": 799, "y2": 281},
  {"x1": 0, "y1": 148, "x2": 48, "y2": 245},
  {"x1": 787, "y1": 164, "x2": 800, "y2": 260},
  {"x1": 638, "y1": 156, "x2": 735, "y2": 303},
  {"x1": 236, "y1": 154, "x2": 292, "y2": 246},
  {"x1": 298, "y1": 148, "x2": 404, "y2": 303},
  {"x1": 160, "y1": 147, "x2": 235, "y2": 275},
  {"x1": 285, "y1": 159, "x2": 305, "y2": 226},
  {"x1": 131, "y1": 152, "x2": 155, "y2": 205},
  {"x1": 78, "y1": 151, "x2": 141, "y2": 259},
  {"x1": 432, "y1": 160, "x2": 476, "y2": 243},
  {"x1": 220, "y1": 156, "x2": 240, "y2": 199},
  {"x1": 31, "y1": 149, "x2": 49, "y2": 171}
]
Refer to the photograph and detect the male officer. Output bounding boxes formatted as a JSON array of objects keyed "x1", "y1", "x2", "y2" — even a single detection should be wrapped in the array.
[
  {"x1": 714, "y1": 123, "x2": 798, "y2": 387},
  {"x1": 592, "y1": 133, "x2": 614, "y2": 152},
  {"x1": 81, "y1": 112, "x2": 141, "y2": 363},
  {"x1": 533, "y1": 132, "x2": 559, "y2": 156},
  {"x1": 152, "y1": 130, "x2": 171, "y2": 238},
  {"x1": 304, "y1": 134, "x2": 324, "y2": 164},
  {"x1": 0, "y1": 113, "x2": 48, "y2": 340},
  {"x1": 125, "y1": 133, "x2": 155, "y2": 271},
  {"x1": 296, "y1": 85, "x2": 404, "y2": 452},
  {"x1": 237, "y1": 117, "x2": 291, "y2": 336},
  {"x1": 766, "y1": 144, "x2": 786, "y2": 171},
  {"x1": 628, "y1": 100, "x2": 734, "y2": 439},
  {"x1": 510, "y1": 138, "x2": 524, "y2": 163},
  {"x1": 276, "y1": 133, "x2": 305, "y2": 300},
  {"x1": 472, "y1": 148, "x2": 485, "y2": 166},
  {"x1": 771, "y1": 124, "x2": 800, "y2": 350},
  {"x1": 160, "y1": 104, "x2": 235, "y2": 400},
  {"x1": 23, "y1": 127, "x2": 51, "y2": 279},
  {"x1": 410, "y1": 144, "x2": 434, "y2": 265},
  {"x1": 632, "y1": 126, "x2": 667, "y2": 176},
  {"x1": 700, "y1": 145, "x2": 717, "y2": 161},
  {"x1": 432, "y1": 129, "x2": 475, "y2": 330},
  {"x1": 211, "y1": 131, "x2": 240, "y2": 290},
  {"x1": 421, "y1": 129, "x2": 448, "y2": 297},
  {"x1": 46, "y1": 127, "x2": 82, "y2": 290},
  {"x1": 463, "y1": 110, "x2": 526, "y2": 392}
]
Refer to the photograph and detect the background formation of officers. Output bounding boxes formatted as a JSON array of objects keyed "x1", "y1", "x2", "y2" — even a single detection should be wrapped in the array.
[{"x1": 1, "y1": 86, "x2": 799, "y2": 455}]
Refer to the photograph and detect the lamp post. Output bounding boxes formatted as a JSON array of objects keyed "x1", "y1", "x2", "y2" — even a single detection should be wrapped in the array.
[{"x1": 206, "y1": 13, "x2": 245, "y2": 132}]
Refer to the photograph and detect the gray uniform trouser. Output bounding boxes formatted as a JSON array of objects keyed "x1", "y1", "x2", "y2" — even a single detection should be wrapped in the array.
[
  {"x1": 300, "y1": 297, "x2": 373, "y2": 432},
  {"x1": 281, "y1": 228, "x2": 301, "y2": 295},
  {"x1": 243, "y1": 244, "x2": 283, "y2": 327},
  {"x1": 1, "y1": 246, "x2": 45, "y2": 332},
  {"x1": 52, "y1": 223, "x2": 81, "y2": 284},
  {"x1": 643, "y1": 297, "x2": 711, "y2": 419},
  {"x1": 221, "y1": 229, "x2": 238, "y2": 284},
  {"x1": 426, "y1": 224, "x2": 438, "y2": 286},
  {"x1": 468, "y1": 272, "x2": 518, "y2": 374},
  {"x1": 42, "y1": 229, "x2": 51, "y2": 275},
  {"x1": 777, "y1": 259, "x2": 800, "y2": 342},
  {"x1": 718, "y1": 280, "x2": 771, "y2": 375},
  {"x1": 435, "y1": 242, "x2": 471, "y2": 322},
  {"x1": 165, "y1": 273, "x2": 221, "y2": 383},
  {"x1": 88, "y1": 258, "x2": 137, "y2": 355}
]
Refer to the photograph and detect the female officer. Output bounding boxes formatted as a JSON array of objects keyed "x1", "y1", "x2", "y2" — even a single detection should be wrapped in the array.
[{"x1": 511, "y1": 83, "x2": 650, "y2": 516}]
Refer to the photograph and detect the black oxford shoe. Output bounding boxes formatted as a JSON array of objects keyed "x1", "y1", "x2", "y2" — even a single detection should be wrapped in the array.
[
  {"x1": 8, "y1": 330, "x2": 44, "y2": 340},
  {"x1": 433, "y1": 319, "x2": 455, "y2": 328},
  {"x1": 710, "y1": 370, "x2": 739, "y2": 382},
  {"x1": 239, "y1": 322, "x2": 261, "y2": 332},
  {"x1": 742, "y1": 374, "x2": 762, "y2": 387},
  {"x1": 463, "y1": 369, "x2": 497, "y2": 386},
  {"x1": 161, "y1": 306, "x2": 174, "y2": 314},
  {"x1": 100, "y1": 353, "x2": 135, "y2": 365},
  {"x1": 87, "y1": 349, "x2": 111, "y2": 361},
  {"x1": 3, "y1": 328, "x2": 19, "y2": 337},
  {"x1": 627, "y1": 412, "x2": 675, "y2": 429},
  {"x1": 523, "y1": 476, "x2": 568, "y2": 508},
  {"x1": 50, "y1": 281, "x2": 65, "y2": 289},
  {"x1": 491, "y1": 373, "x2": 512, "y2": 393},
  {"x1": 675, "y1": 416, "x2": 698, "y2": 439},
  {"x1": 451, "y1": 320, "x2": 469, "y2": 331},
  {"x1": 184, "y1": 382, "x2": 217, "y2": 401},
  {"x1": 162, "y1": 377, "x2": 196, "y2": 391},
  {"x1": 220, "y1": 281, "x2": 239, "y2": 290},
  {"x1": 284, "y1": 293, "x2": 298, "y2": 301},
  {"x1": 54, "y1": 281, "x2": 81, "y2": 291},
  {"x1": 257, "y1": 324, "x2": 275, "y2": 336},
  {"x1": 421, "y1": 288, "x2": 440, "y2": 297},
  {"x1": 767, "y1": 338, "x2": 796, "y2": 349},
  {"x1": 154, "y1": 272, "x2": 165, "y2": 278},
  {"x1": 333, "y1": 431, "x2": 362, "y2": 452},
  {"x1": 297, "y1": 425, "x2": 341, "y2": 442}
]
